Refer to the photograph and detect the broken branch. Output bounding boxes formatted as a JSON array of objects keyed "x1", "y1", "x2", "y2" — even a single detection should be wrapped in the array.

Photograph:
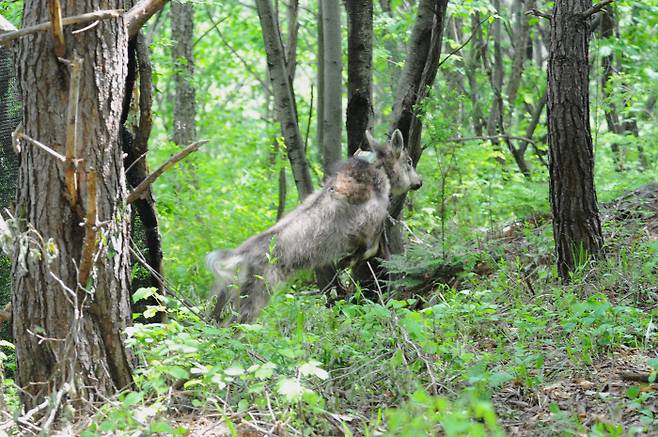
[
  {"x1": 49, "y1": 0, "x2": 65, "y2": 57},
  {"x1": 437, "y1": 15, "x2": 491, "y2": 69},
  {"x1": 525, "y1": 8, "x2": 551, "y2": 20},
  {"x1": 61, "y1": 55, "x2": 83, "y2": 208},
  {"x1": 18, "y1": 132, "x2": 66, "y2": 162},
  {"x1": 125, "y1": 0, "x2": 168, "y2": 39},
  {"x1": 0, "y1": 9, "x2": 123, "y2": 46},
  {"x1": 447, "y1": 134, "x2": 536, "y2": 145},
  {"x1": 78, "y1": 170, "x2": 97, "y2": 286},
  {"x1": 126, "y1": 140, "x2": 208, "y2": 204},
  {"x1": 580, "y1": 0, "x2": 615, "y2": 19},
  {"x1": 620, "y1": 372, "x2": 656, "y2": 384}
]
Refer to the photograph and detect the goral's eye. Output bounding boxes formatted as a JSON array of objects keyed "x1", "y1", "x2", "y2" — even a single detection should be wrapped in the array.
[{"x1": 407, "y1": 157, "x2": 413, "y2": 166}]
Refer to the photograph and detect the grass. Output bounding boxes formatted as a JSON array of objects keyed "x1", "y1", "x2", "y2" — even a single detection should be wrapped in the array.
[{"x1": 9, "y1": 183, "x2": 649, "y2": 436}]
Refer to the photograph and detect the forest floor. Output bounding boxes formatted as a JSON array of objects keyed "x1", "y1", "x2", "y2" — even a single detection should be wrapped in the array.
[
  {"x1": 490, "y1": 183, "x2": 658, "y2": 436},
  {"x1": 3, "y1": 184, "x2": 658, "y2": 436},
  {"x1": 159, "y1": 183, "x2": 658, "y2": 436}
]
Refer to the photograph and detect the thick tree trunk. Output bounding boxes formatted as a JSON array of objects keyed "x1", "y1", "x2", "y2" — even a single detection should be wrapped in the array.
[
  {"x1": 255, "y1": 0, "x2": 313, "y2": 199},
  {"x1": 172, "y1": 0, "x2": 196, "y2": 146},
  {"x1": 547, "y1": 0, "x2": 604, "y2": 282},
  {"x1": 13, "y1": 0, "x2": 134, "y2": 414},
  {"x1": 346, "y1": 0, "x2": 373, "y2": 157},
  {"x1": 321, "y1": 0, "x2": 343, "y2": 173}
]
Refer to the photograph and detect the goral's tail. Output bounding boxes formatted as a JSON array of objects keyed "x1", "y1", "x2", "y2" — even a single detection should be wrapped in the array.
[
  {"x1": 205, "y1": 249, "x2": 242, "y2": 281},
  {"x1": 206, "y1": 250, "x2": 243, "y2": 321}
]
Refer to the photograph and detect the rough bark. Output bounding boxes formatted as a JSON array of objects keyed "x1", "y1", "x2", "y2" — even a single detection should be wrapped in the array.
[
  {"x1": 321, "y1": 0, "x2": 343, "y2": 173},
  {"x1": 547, "y1": 0, "x2": 604, "y2": 282},
  {"x1": 389, "y1": 0, "x2": 447, "y2": 153},
  {"x1": 346, "y1": 0, "x2": 374, "y2": 157},
  {"x1": 13, "y1": 0, "x2": 134, "y2": 414},
  {"x1": 171, "y1": 0, "x2": 196, "y2": 146},
  {"x1": 122, "y1": 34, "x2": 165, "y2": 320},
  {"x1": 255, "y1": 0, "x2": 313, "y2": 199},
  {"x1": 354, "y1": 0, "x2": 448, "y2": 288}
]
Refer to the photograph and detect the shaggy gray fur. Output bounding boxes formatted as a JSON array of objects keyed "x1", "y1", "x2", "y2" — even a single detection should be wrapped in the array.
[{"x1": 206, "y1": 129, "x2": 422, "y2": 323}]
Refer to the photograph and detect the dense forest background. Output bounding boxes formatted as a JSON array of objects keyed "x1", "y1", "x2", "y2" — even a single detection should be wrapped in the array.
[{"x1": 0, "y1": 0, "x2": 657, "y2": 435}]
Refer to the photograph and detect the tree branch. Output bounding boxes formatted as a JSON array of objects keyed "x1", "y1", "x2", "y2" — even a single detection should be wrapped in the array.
[
  {"x1": 437, "y1": 15, "x2": 490, "y2": 70},
  {"x1": 126, "y1": 140, "x2": 208, "y2": 204},
  {"x1": 125, "y1": 0, "x2": 168, "y2": 38},
  {"x1": 48, "y1": 0, "x2": 65, "y2": 57},
  {"x1": 0, "y1": 9, "x2": 123, "y2": 46},
  {"x1": 580, "y1": 0, "x2": 615, "y2": 19},
  {"x1": 60, "y1": 55, "x2": 83, "y2": 208},
  {"x1": 620, "y1": 372, "x2": 655, "y2": 383},
  {"x1": 525, "y1": 8, "x2": 551, "y2": 20},
  {"x1": 17, "y1": 132, "x2": 66, "y2": 162},
  {"x1": 447, "y1": 134, "x2": 536, "y2": 145}
]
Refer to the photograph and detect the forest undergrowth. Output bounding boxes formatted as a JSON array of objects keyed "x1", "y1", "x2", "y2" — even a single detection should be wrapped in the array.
[{"x1": 2, "y1": 181, "x2": 654, "y2": 436}]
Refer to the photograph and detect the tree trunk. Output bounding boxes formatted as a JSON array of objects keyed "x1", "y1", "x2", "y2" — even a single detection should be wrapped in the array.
[
  {"x1": 354, "y1": 0, "x2": 448, "y2": 288},
  {"x1": 321, "y1": 0, "x2": 343, "y2": 173},
  {"x1": 547, "y1": 0, "x2": 604, "y2": 282},
  {"x1": 255, "y1": 0, "x2": 313, "y2": 199},
  {"x1": 599, "y1": 5, "x2": 623, "y2": 169},
  {"x1": 316, "y1": 0, "x2": 325, "y2": 163},
  {"x1": 13, "y1": 0, "x2": 134, "y2": 415},
  {"x1": 172, "y1": 0, "x2": 196, "y2": 146},
  {"x1": 346, "y1": 0, "x2": 373, "y2": 157},
  {"x1": 122, "y1": 34, "x2": 165, "y2": 320}
]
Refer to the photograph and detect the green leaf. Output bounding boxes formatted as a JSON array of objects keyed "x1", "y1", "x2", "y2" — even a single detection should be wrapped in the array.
[
  {"x1": 278, "y1": 378, "x2": 307, "y2": 401},
  {"x1": 254, "y1": 362, "x2": 276, "y2": 380},
  {"x1": 150, "y1": 422, "x2": 174, "y2": 434},
  {"x1": 224, "y1": 366, "x2": 245, "y2": 376},
  {"x1": 166, "y1": 366, "x2": 190, "y2": 380},
  {"x1": 132, "y1": 287, "x2": 157, "y2": 303},
  {"x1": 626, "y1": 385, "x2": 640, "y2": 399},
  {"x1": 122, "y1": 391, "x2": 143, "y2": 406},
  {"x1": 299, "y1": 360, "x2": 329, "y2": 380}
]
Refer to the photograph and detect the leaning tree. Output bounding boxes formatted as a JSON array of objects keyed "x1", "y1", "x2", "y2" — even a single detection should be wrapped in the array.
[{"x1": 0, "y1": 0, "x2": 165, "y2": 423}]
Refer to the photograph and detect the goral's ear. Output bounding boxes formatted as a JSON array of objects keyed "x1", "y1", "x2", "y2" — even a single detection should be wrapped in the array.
[
  {"x1": 390, "y1": 129, "x2": 404, "y2": 157},
  {"x1": 365, "y1": 130, "x2": 385, "y2": 154}
]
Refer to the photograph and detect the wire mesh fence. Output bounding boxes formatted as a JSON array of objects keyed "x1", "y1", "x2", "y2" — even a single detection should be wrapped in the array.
[{"x1": 0, "y1": 45, "x2": 21, "y2": 209}]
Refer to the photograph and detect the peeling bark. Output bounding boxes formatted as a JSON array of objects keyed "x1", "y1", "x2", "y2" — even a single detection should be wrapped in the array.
[{"x1": 14, "y1": 0, "x2": 134, "y2": 414}]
